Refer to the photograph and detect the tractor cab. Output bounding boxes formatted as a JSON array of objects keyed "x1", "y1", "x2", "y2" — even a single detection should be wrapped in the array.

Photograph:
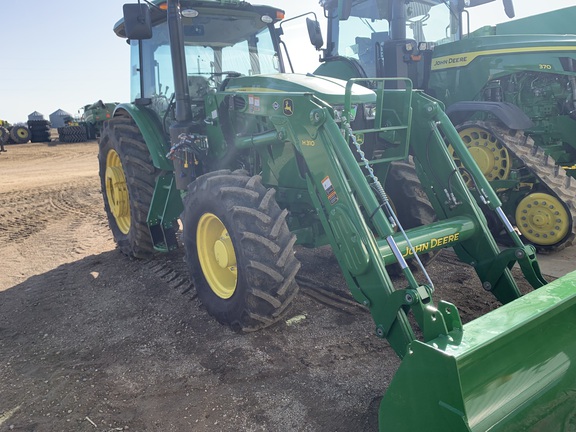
[
  {"x1": 314, "y1": 0, "x2": 514, "y2": 89},
  {"x1": 117, "y1": 1, "x2": 286, "y2": 119}
]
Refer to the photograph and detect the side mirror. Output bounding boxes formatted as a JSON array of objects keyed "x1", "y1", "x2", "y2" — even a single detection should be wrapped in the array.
[
  {"x1": 339, "y1": 0, "x2": 353, "y2": 20},
  {"x1": 502, "y1": 0, "x2": 515, "y2": 18},
  {"x1": 449, "y1": 1, "x2": 459, "y2": 35},
  {"x1": 306, "y1": 17, "x2": 324, "y2": 50},
  {"x1": 123, "y1": 3, "x2": 152, "y2": 40}
]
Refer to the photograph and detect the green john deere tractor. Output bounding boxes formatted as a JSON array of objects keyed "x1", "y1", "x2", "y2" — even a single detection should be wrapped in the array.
[
  {"x1": 99, "y1": 1, "x2": 576, "y2": 430},
  {"x1": 313, "y1": 0, "x2": 576, "y2": 253}
]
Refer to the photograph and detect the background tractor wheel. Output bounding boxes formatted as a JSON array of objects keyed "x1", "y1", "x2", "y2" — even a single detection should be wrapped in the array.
[
  {"x1": 0, "y1": 126, "x2": 8, "y2": 145},
  {"x1": 385, "y1": 161, "x2": 439, "y2": 272},
  {"x1": 98, "y1": 117, "x2": 157, "y2": 258},
  {"x1": 515, "y1": 191, "x2": 572, "y2": 248},
  {"x1": 57, "y1": 127, "x2": 66, "y2": 142},
  {"x1": 454, "y1": 124, "x2": 511, "y2": 185},
  {"x1": 453, "y1": 121, "x2": 576, "y2": 252},
  {"x1": 9, "y1": 124, "x2": 30, "y2": 144},
  {"x1": 182, "y1": 170, "x2": 301, "y2": 332},
  {"x1": 68, "y1": 126, "x2": 87, "y2": 142},
  {"x1": 28, "y1": 119, "x2": 52, "y2": 143}
]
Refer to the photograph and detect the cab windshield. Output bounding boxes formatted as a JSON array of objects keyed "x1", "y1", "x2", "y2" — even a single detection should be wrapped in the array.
[
  {"x1": 130, "y1": 10, "x2": 280, "y2": 101},
  {"x1": 337, "y1": 1, "x2": 454, "y2": 64}
]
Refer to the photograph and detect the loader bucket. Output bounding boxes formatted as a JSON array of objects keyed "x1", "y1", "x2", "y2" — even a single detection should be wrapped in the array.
[{"x1": 379, "y1": 270, "x2": 576, "y2": 432}]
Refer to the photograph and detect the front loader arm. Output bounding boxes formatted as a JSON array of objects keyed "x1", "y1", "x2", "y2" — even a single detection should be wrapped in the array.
[
  {"x1": 258, "y1": 85, "x2": 576, "y2": 432},
  {"x1": 222, "y1": 76, "x2": 548, "y2": 361},
  {"x1": 266, "y1": 92, "x2": 462, "y2": 358},
  {"x1": 406, "y1": 92, "x2": 547, "y2": 292}
]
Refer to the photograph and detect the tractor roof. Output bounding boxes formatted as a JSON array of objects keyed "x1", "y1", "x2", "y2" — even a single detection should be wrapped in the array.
[{"x1": 114, "y1": 0, "x2": 285, "y2": 39}]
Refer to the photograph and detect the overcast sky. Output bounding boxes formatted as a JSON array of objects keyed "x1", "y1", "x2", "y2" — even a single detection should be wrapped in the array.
[{"x1": 0, "y1": 0, "x2": 574, "y2": 123}]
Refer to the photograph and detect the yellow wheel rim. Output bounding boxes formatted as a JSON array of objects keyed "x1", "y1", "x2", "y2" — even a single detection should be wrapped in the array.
[
  {"x1": 105, "y1": 149, "x2": 131, "y2": 234},
  {"x1": 453, "y1": 126, "x2": 511, "y2": 185},
  {"x1": 197, "y1": 213, "x2": 238, "y2": 299},
  {"x1": 515, "y1": 192, "x2": 570, "y2": 246},
  {"x1": 16, "y1": 128, "x2": 29, "y2": 139}
]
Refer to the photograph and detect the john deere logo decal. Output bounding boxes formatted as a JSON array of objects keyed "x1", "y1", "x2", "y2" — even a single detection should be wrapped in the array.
[{"x1": 283, "y1": 99, "x2": 294, "y2": 116}]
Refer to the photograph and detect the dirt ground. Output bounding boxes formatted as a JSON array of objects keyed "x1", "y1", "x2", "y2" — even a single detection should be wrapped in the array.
[{"x1": 0, "y1": 141, "x2": 572, "y2": 432}]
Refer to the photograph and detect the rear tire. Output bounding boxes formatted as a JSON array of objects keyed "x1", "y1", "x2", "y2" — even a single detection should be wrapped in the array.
[
  {"x1": 98, "y1": 117, "x2": 157, "y2": 258},
  {"x1": 182, "y1": 170, "x2": 300, "y2": 331}
]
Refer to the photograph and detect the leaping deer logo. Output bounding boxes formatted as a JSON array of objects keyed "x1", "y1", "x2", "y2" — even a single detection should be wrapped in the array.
[{"x1": 283, "y1": 99, "x2": 294, "y2": 116}]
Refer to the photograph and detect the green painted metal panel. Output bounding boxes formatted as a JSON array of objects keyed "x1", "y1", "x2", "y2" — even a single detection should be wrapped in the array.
[
  {"x1": 329, "y1": 205, "x2": 370, "y2": 275},
  {"x1": 148, "y1": 174, "x2": 183, "y2": 252},
  {"x1": 378, "y1": 216, "x2": 477, "y2": 265},
  {"x1": 495, "y1": 6, "x2": 576, "y2": 36},
  {"x1": 223, "y1": 73, "x2": 375, "y2": 106},
  {"x1": 113, "y1": 103, "x2": 173, "y2": 171},
  {"x1": 430, "y1": 35, "x2": 576, "y2": 106}
]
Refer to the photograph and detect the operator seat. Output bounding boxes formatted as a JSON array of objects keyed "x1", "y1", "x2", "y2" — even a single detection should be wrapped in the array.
[{"x1": 187, "y1": 76, "x2": 210, "y2": 101}]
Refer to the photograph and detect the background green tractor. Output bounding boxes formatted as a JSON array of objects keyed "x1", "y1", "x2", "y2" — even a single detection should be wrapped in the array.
[
  {"x1": 312, "y1": 0, "x2": 576, "y2": 253},
  {"x1": 98, "y1": 1, "x2": 576, "y2": 430},
  {"x1": 81, "y1": 100, "x2": 118, "y2": 139}
]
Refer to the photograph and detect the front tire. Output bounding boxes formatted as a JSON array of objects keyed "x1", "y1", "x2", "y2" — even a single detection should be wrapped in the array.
[
  {"x1": 183, "y1": 171, "x2": 300, "y2": 332},
  {"x1": 98, "y1": 117, "x2": 157, "y2": 258}
]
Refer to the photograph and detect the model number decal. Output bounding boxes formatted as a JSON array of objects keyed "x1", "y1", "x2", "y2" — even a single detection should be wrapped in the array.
[{"x1": 539, "y1": 64, "x2": 552, "y2": 70}]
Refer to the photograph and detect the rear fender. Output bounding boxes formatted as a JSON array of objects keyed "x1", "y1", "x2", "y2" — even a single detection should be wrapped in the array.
[
  {"x1": 446, "y1": 101, "x2": 533, "y2": 130},
  {"x1": 112, "y1": 103, "x2": 173, "y2": 171}
]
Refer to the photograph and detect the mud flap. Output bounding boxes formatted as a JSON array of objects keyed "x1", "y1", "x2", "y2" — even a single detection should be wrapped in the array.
[{"x1": 379, "y1": 270, "x2": 576, "y2": 432}]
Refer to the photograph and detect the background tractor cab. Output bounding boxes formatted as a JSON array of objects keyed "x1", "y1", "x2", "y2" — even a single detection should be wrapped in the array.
[
  {"x1": 307, "y1": 0, "x2": 576, "y2": 254},
  {"x1": 312, "y1": 0, "x2": 514, "y2": 89}
]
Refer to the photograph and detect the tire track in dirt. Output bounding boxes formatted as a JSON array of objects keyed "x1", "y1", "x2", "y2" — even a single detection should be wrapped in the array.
[
  {"x1": 0, "y1": 177, "x2": 114, "y2": 291},
  {"x1": 147, "y1": 250, "x2": 195, "y2": 295},
  {"x1": 0, "y1": 180, "x2": 100, "y2": 241}
]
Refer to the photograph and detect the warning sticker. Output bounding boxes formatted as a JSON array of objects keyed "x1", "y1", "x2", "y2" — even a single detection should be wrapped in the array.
[
  {"x1": 322, "y1": 176, "x2": 339, "y2": 205},
  {"x1": 248, "y1": 95, "x2": 261, "y2": 112}
]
